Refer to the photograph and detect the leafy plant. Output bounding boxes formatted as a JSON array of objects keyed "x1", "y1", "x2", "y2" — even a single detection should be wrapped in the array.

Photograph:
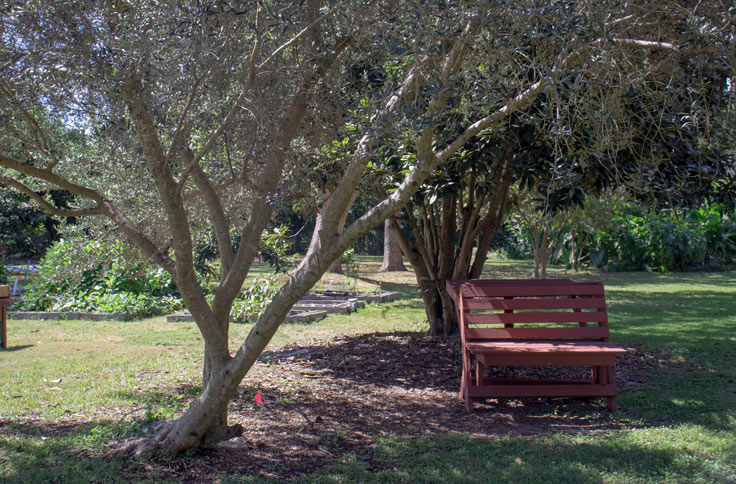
[
  {"x1": 259, "y1": 225, "x2": 296, "y2": 273},
  {"x1": 340, "y1": 248, "x2": 359, "y2": 291},
  {"x1": 588, "y1": 205, "x2": 735, "y2": 272},
  {"x1": 17, "y1": 238, "x2": 183, "y2": 317},
  {"x1": 231, "y1": 275, "x2": 279, "y2": 322}
]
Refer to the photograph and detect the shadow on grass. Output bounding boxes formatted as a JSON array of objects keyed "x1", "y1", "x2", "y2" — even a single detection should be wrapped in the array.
[
  {"x1": 607, "y1": 289, "x2": 736, "y2": 357},
  {"x1": 355, "y1": 275, "x2": 419, "y2": 298},
  {"x1": 346, "y1": 431, "x2": 736, "y2": 484},
  {"x1": 107, "y1": 384, "x2": 200, "y2": 410},
  {"x1": 0, "y1": 419, "x2": 145, "y2": 484},
  {"x1": 1, "y1": 344, "x2": 34, "y2": 352}
]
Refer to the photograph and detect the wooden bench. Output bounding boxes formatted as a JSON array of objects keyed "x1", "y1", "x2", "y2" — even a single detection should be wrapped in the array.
[{"x1": 446, "y1": 279, "x2": 626, "y2": 412}]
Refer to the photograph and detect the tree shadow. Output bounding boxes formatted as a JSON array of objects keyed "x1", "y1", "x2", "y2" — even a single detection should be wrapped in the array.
[
  {"x1": 1, "y1": 344, "x2": 34, "y2": 352},
  {"x1": 255, "y1": 330, "x2": 734, "y2": 433},
  {"x1": 355, "y1": 275, "x2": 419, "y2": 298}
]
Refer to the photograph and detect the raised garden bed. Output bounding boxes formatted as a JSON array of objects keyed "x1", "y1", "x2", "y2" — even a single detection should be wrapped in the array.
[
  {"x1": 166, "y1": 309, "x2": 327, "y2": 324},
  {"x1": 8, "y1": 311, "x2": 131, "y2": 321},
  {"x1": 301, "y1": 290, "x2": 399, "y2": 303}
]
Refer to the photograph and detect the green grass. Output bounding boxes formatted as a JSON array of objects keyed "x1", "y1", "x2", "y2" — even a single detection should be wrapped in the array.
[{"x1": 2, "y1": 256, "x2": 736, "y2": 483}]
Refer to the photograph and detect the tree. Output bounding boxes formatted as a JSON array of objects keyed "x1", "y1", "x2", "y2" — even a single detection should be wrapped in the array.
[
  {"x1": 1, "y1": 0, "x2": 733, "y2": 453},
  {"x1": 379, "y1": 217, "x2": 406, "y2": 271},
  {"x1": 386, "y1": 2, "x2": 734, "y2": 334}
]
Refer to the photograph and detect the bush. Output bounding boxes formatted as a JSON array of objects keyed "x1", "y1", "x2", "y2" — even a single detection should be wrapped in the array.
[
  {"x1": 492, "y1": 222, "x2": 534, "y2": 259},
  {"x1": 589, "y1": 205, "x2": 735, "y2": 272},
  {"x1": 17, "y1": 238, "x2": 183, "y2": 317},
  {"x1": 230, "y1": 275, "x2": 279, "y2": 322},
  {"x1": 51, "y1": 292, "x2": 183, "y2": 319}
]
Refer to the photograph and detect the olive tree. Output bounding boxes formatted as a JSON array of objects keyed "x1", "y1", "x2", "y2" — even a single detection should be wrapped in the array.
[{"x1": 1, "y1": 0, "x2": 733, "y2": 452}]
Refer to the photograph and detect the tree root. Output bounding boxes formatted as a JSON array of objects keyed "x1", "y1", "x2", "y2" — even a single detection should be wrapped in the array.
[
  {"x1": 104, "y1": 421, "x2": 245, "y2": 457},
  {"x1": 201, "y1": 423, "x2": 245, "y2": 446},
  {"x1": 104, "y1": 421, "x2": 174, "y2": 458}
]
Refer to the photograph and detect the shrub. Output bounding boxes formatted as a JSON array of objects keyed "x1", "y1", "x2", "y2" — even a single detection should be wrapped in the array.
[
  {"x1": 230, "y1": 275, "x2": 279, "y2": 322},
  {"x1": 589, "y1": 205, "x2": 735, "y2": 272},
  {"x1": 17, "y1": 238, "x2": 183, "y2": 317}
]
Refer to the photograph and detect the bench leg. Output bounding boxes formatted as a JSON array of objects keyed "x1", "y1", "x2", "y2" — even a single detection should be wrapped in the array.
[
  {"x1": 464, "y1": 389, "x2": 474, "y2": 412},
  {"x1": 606, "y1": 366, "x2": 617, "y2": 412},
  {"x1": 461, "y1": 370, "x2": 474, "y2": 412},
  {"x1": 460, "y1": 353, "x2": 474, "y2": 412},
  {"x1": 1, "y1": 306, "x2": 6, "y2": 349},
  {"x1": 459, "y1": 370, "x2": 466, "y2": 399}
]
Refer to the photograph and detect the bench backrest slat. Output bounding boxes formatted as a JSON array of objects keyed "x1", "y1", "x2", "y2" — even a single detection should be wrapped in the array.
[
  {"x1": 465, "y1": 326, "x2": 610, "y2": 340},
  {"x1": 462, "y1": 296, "x2": 606, "y2": 311},
  {"x1": 465, "y1": 311, "x2": 607, "y2": 326}
]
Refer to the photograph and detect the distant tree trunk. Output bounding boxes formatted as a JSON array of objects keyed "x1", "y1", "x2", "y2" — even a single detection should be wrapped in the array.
[{"x1": 379, "y1": 217, "x2": 406, "y2": 272}]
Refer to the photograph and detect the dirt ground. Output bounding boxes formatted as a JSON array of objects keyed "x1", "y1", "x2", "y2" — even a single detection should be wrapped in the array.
[{"x1": 112, "y1": 332, "x2": 677, "y2": 483}]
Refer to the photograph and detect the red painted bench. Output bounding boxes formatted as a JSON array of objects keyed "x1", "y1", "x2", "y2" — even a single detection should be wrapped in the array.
[{"x1": 446, "y1": 279, "x2": 626, "y2": 412}]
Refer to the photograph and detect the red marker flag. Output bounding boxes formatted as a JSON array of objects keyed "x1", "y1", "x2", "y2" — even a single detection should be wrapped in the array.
[{"x1": 254, "y1": 391, "x2": 263, "y2": 406}]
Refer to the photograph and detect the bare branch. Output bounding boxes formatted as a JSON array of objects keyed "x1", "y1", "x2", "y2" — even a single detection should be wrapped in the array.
[
  {"x1": 0, "y1": 153, "x2": 105, "y2": 201},
  {"x1": 0, "y1": 158, "x2": 178, "y2": 275},
  {"x1": 256, "y1": 3, "x2": 343, "y2": 71},
  {"x1": 166, "y1": 71, "x2": 202, "y2": 164},
  {"x1": 0, "y1": 80, "x2": 62, "y2": 169},
  {"x1": 610, "y1": 37, "x2": 718, "y2": 56},
  {"x1": 177, "y1": 3, "x2": 347, "y2": 192}
]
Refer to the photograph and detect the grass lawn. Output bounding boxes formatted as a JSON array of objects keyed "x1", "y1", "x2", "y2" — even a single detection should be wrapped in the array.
[{"x1": 1, "y1": 256, "x2": 735, "y2": 483}]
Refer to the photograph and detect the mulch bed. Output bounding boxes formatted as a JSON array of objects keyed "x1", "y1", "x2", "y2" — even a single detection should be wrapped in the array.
[{"x1": 137, "y1": 332, "x2": 683, "y2": 482}]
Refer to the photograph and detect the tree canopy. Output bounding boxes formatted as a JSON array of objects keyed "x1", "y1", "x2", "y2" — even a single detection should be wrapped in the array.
[{"x1": 1, "y1": 0, "x2": 734, "y2": 453}]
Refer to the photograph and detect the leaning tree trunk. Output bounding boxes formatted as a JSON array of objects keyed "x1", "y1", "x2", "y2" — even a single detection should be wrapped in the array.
[
  {"x1": 379, "y1": 217, "x2": 406, "y2": 272},
  {"x1": 300, "y1": 189, "x2": 359, "y2": 274}
]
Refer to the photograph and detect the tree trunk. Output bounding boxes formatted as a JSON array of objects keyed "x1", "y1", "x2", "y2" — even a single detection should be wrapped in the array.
[
  {"x1": 301, "y1": 189, "x2": 359, "y2": 275},
  {"x1": 380, "y1": 218, "x2": 406, "y2": 272},
  {"x1": 327, "y1": 257, "x2": 343, "y2": 273},
  {"x1": 532, "y1": 225, "x2": 542, "y2": 278},
  {"x1": 390, "y1": 216, "x2": 457, "y2": 335},
  {"x1": 541, "y1": 225, "x2": 549, "y2": 279}
]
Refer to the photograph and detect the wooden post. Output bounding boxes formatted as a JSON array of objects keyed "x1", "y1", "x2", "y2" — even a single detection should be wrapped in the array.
[
  {"x1": 0, "y1": 292, "x2": 12, "y2": 349},
  {"x1": 1, "y1": 304, "x2": 6, "y2": 349}
]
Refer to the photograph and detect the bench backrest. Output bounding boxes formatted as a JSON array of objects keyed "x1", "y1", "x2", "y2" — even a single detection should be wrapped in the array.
[{"x1": 455, "y1": 279, "x2": 610, "y2": 342}]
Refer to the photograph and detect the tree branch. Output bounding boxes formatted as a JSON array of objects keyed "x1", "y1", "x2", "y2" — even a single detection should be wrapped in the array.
[
  {"x1": 166, "y1": 72, "x2": 202, "y2": 164},
  {"x1": 0, "y1": 80, "x2": 62, "y2": 169},
  {"x1": 177, "y1": 3, "x2": 345, "y2": 193},
  {"x1": 0, "y1": 174, "x2": 104, "y2": 216},
  {"x1": 0, "y1": 153, "x2": 105, "y2": 201},
  {"x1": 256, "y1": 3, "x2": 343, "y2": 71}
]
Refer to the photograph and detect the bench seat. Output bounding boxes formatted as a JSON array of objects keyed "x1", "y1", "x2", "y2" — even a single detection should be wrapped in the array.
[{"x1": 467, "y1": 341, "x2": 625, "y2": 366}]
